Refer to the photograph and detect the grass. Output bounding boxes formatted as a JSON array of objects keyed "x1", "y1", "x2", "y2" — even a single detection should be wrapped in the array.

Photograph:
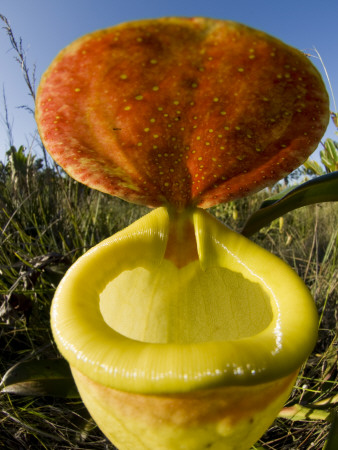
[{"x1": 0, "y1": 152, "x2": 337, "y2": 449}]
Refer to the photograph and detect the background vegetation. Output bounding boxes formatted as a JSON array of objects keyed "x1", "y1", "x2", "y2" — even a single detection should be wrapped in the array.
[{"x1": 0, "y1": 14, "x2": 337, "y2": 450}]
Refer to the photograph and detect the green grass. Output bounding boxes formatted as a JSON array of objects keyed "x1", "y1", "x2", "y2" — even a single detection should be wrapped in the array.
[{"x1": 0, "y1": 154, "x2": 337, "y2": 449}]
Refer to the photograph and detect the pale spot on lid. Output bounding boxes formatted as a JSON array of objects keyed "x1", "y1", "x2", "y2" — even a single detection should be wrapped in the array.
[
  {"x1": 170, "y1": 168, "x2": 174, "y2": 173},
  {"x1": 220, "y1": 111, "x2": 226, "y2": 116},
  {"x1": 167, "y1": 124, "x2": 172, "y2": 128},
  {"x1": 220, "y1": 146, "x2": 225, "y2": 150},
  {"x1": 152, "y1": 86, "x2": 159, "y2": 91},
  {"x1": 256, "y1": 148, "x2": 262, "y2": 152},
  {"x1": 213, "y1": 97, "x2": 219, "y2": 102},
  {"x1": 158, "y1": 107, "x2": 163, "y2": 111},
  {"x1": 164, "y1": 113, "x2": 169, "y2": 117},
  {"x1": 193, "y1": 116, "x2": 198, "y2": 120},
  {"x1": 124, "y1": 106, "x2": 131, "y2": 111},
  {"x1": 120, "y1": 74, "x2": 128, "y2": 80},
  {"x1": 277, "y1": 74, "x2": 283, "y2": 79},
  {"x1": 171, "y1": 137, "x2": 176, "y2": 141},
  {"x1": 205, "y1": 142, "x2": 210, "y2": 146},
  {"x1": 198, "y1": 157, "x2": 203, "y2": 161},
  {"x1": 135, "y1": 95, "x2": 143, "y2": 100},
  {"x1": 150, "y1": 118, "x2": 156, "y2": 123},
  {"x1": 212, "y1": 157, "x2": 217, "y2": 162},
  {"x1": 263, "y1": 97, "x2": 269, "y2": 102},
  {"x1": 191, "y1": 83, "x2": 198, "y2": 88},
  {"x1": 144, "y1": 128, "x2": 150, "y2": 132},
  {"x1": 158, "y1": 153, "x2": 162, "y2": 157},
  {"x1": 284, "y1": 73, "x2": 291, "y2": 78},
  {"x1": 190, "y1": 101, "x2": 195, "y2": 106},
  {"x1": 164, "y1": 182, "x2": 169, "y2": 186},
  {"x1": 173, "y1": 100, "x2": 180, "y2": 105},
  {"x1": 237, "y1": 68, "x2": 244, "y2": 72},
  {"x1": 224, "y1": 126, "x2": 230, "y2": 130},
  {"x1": 150, "y1": 59, "x2": 158, "y2": 64},
  {"x1": 270, "y1": 52, "x2": 276, "y2": 57},
  {"x1": 164, "y1": 153, "x2": 169, "y2": 157},
  {"x1": 180, "y1": 127, "x2": 185, "y2": 131},
  {"x1": 153, "y1": 134, "x2": 159, "y2": 138},
  {"x1": 209, "y1": 129, "x2": 214, "y2": 133},
  {"x1": 249, "y1": 55, "x2": 255, "y2": 59},
  {"x1": 153, "y1": 145, "x2": 158, "y2": 149},
  {"x1": 218, "y1": 134, "x2": 223, "y2": 138},
  {"x1": 74, "y1": 88, "x2": 81, "y2": 92},
  {"x1": 137, "y1": 142, "x2": 143, "y2": 147},
  {"x1": 235, "y1": 126, "x2": 241, "y2": 131},
  {"x1": 137, "y1": 37, "x2": 143, "y2": 42},
  {"x1": 196, "y1": 136, "x2": 201, "y2": 140}
]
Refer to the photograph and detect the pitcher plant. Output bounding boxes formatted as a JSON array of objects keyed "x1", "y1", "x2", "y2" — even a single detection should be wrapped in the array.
[{"x1": 35, "y1": 18, "x2": 329, "y2": 449}]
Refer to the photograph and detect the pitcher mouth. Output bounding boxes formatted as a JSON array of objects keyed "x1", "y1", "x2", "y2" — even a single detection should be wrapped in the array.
[
  {"x1": 51, "y1": 207, "x2": 318, "y2": 394},
  {"x1": 99, "y1": 260, "x2": 273, "y2": 345}
]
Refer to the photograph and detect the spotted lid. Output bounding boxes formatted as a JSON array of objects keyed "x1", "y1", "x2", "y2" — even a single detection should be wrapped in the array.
[{"x1": 36, "y1": 17, "x2": 329, "y2": 209}]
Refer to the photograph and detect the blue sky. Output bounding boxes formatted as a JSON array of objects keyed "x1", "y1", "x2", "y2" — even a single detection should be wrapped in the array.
[{"x1": 1, "y1": 0, "x2": 337, "y2": 162}]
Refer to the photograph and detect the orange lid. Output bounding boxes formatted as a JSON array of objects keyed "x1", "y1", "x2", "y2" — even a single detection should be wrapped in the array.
[{"x1": 36, "y1": 18, "x2": 329, "y2": 209}]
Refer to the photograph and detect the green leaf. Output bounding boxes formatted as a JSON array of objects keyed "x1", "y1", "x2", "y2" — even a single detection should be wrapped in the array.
[
  {"x1": 242, "y1": 172, "x2": 338, "y2": 237},
  {"x1": 325, "y1": 139, "x2": 338, "y2": 163},
  {"x1": 278, "y1": 404, "x2": 330, "y2": 421},
  {"x1": 303, "y1": 159, "x2": 325, "y2": 176},
  {"x1": 324, "y1": 408, "x2": 338, "y2": 450},
  {"x1": 1, "y1": 358, "x2": 79, "y2": 398}
]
